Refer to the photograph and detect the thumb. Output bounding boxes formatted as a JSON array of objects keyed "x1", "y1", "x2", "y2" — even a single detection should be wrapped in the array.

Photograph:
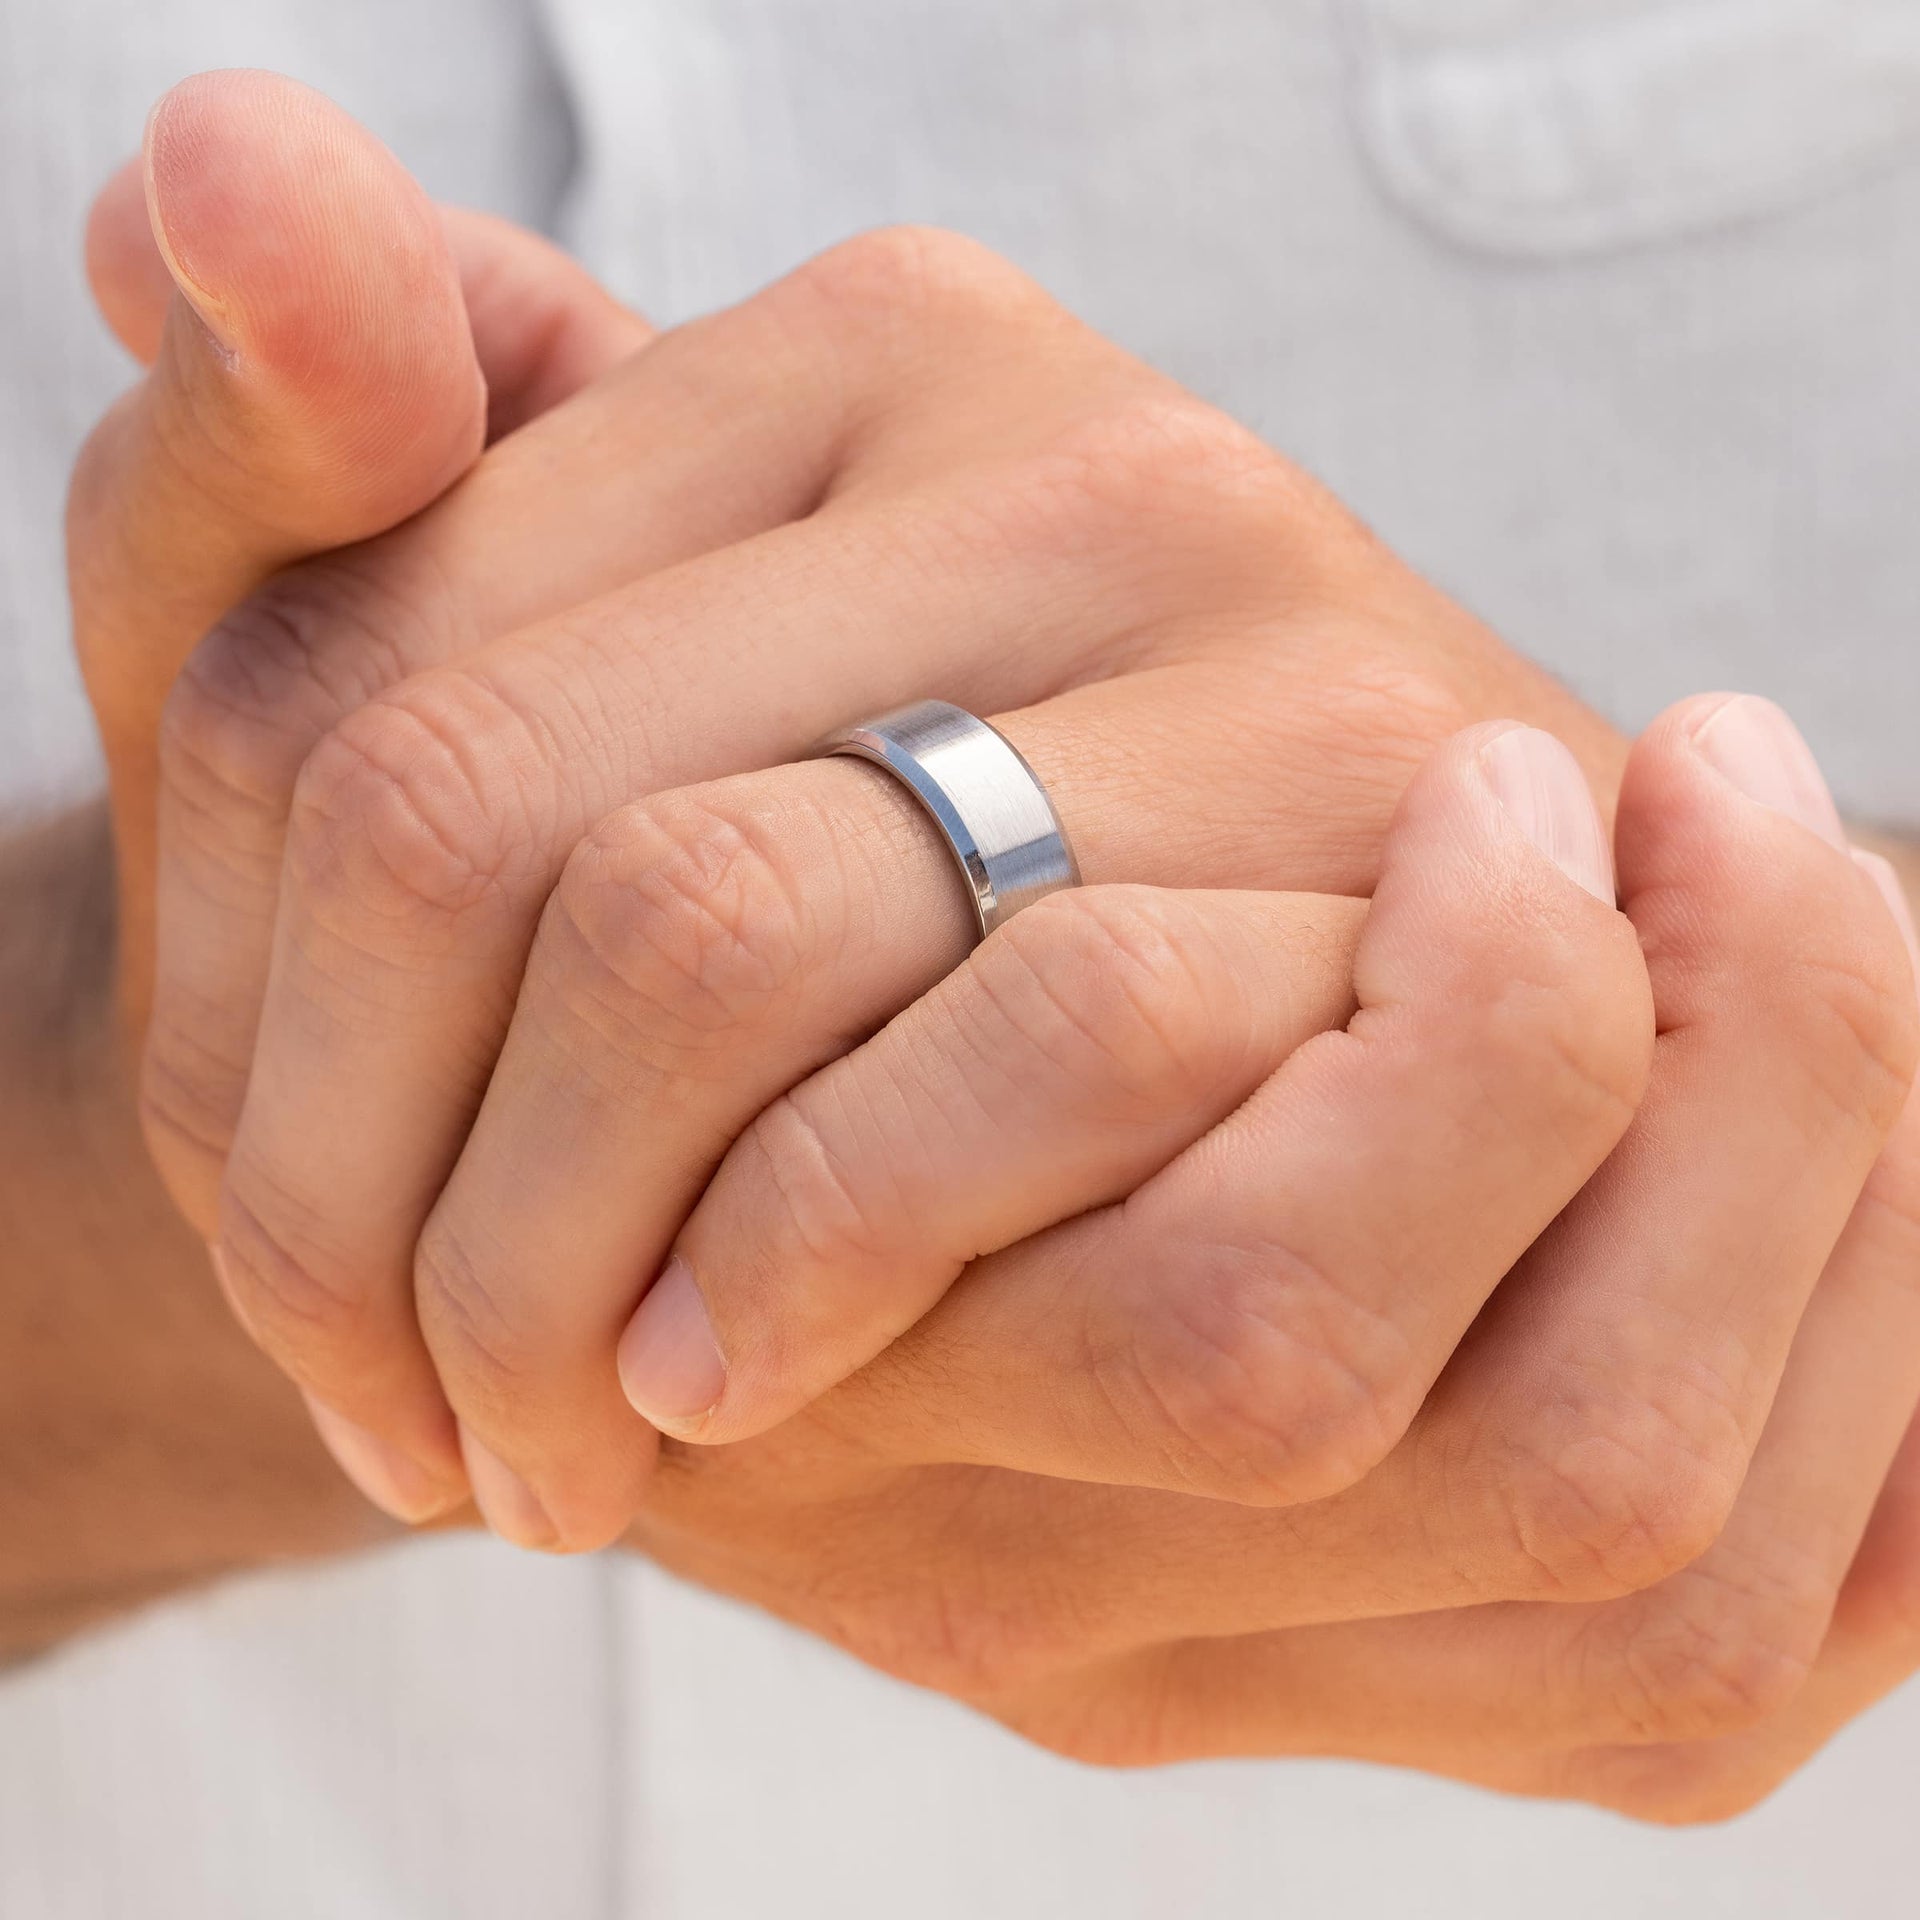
[
  {"x1": 67, "y1": 68, "x2": 488, "y2": 1023},
  {"x1": 87, "y1": 161, "x2": 651, "y2": 440}
]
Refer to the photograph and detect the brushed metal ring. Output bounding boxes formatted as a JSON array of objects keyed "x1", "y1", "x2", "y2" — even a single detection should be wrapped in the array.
[{"x1": 814, "y1": 699, "x2": 1081, "y2": 941}]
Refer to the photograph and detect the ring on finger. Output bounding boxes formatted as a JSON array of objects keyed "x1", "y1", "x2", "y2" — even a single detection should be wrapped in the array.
[{"x1": 816, "y1": 699, "x2": 1080, "y2": 941}]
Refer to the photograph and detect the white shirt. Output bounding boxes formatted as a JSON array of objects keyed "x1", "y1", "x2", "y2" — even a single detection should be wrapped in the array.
[{"x1": 2, "y1": 3, "x2": 1916, "y2": 1914}]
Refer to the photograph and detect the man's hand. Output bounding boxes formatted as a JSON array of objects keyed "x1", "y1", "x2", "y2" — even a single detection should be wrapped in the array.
[
  {"x1": 92, "y1": 89, "x2": 1626, "y2": 1537},
  {"x1": 54, "y1": 70, "x2": 1920, "y2": 1823}
]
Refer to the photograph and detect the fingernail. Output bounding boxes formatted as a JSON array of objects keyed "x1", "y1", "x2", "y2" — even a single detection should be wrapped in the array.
[
  {"x1": 1689, "y1": 695, "x2": 1847, "y2": 850},
  {"x1": 142, "y1": 92, "x2": 239, "y2": 355},
  {"x1": 459, "y1": 1424, "x2": 560, "y2": 1551},
  {"x1": 303, "y1": 1394, "x2": 457, "y2": 1526},
  {"x1": 1854, "y1": 850, "x2": 1920, "y2": 977},
  {"x1": 1478, "y1": 725, "x2": 1616, "y2": 905},
  {"x1": 618, "y1": 1256, "x2": 727, "y2": 1435}
]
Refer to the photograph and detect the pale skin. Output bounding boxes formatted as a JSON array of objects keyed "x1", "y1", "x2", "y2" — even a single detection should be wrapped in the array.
[{"x1": 7, "y1": 70, "x2": 1920, "y2": 1822}]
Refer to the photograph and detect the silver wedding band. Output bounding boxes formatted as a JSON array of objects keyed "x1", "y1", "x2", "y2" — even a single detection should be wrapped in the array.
[{"x1": 815, "y1": 700, "x2": 1081, "y2": 941}]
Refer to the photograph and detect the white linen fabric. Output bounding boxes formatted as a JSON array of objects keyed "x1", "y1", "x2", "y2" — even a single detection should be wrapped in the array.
[{"x1": 0, "y1": 1, "x2": 1914, "y2": 1914}]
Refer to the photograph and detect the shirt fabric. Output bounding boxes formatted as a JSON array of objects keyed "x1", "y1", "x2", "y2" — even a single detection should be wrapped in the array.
[{"x1": 0, "y1": 2, "x2": 1915, "y2": 1915}]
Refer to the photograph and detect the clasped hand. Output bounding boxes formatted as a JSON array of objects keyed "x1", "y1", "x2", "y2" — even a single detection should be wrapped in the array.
[{"x1": 67, "y1": 73, "x2": 1920, "y2": 1819}]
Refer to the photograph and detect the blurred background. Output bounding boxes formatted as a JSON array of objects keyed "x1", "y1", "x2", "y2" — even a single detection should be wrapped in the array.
[{"x1": 3, "y1": 3, "x2": 1916, "y2": 1914}]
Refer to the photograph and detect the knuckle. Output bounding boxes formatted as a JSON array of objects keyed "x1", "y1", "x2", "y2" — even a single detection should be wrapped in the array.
[
  {"x1": 1094, "y1": 1234, "x2": 1420, "y2": 1506},
  {"x1": 544, "y1": 792, "x2": 814, "y2": 1066},
  {"x1": 1033, "y1": 395, "x2": 1296, "y2": 539},
  {"x1": 976, "y1": 396, "x2": 1340, "y2": 601},
  {"x1": 975, "y1": 888, "x2": 1234, "y2": 1121},
  {"x1": 413, "y1": 1217, "x2": 535, "y2": 1409},
  {"x1": 794, "y1": 225, "x2": 1041, "y2": 341},
  {"x1": 287, "y1": 671, "x2": 543, "y2": 932},
  {"x1": 1501, "y1": 1389, "x2": 1748, "y2": 1600},
  {"x1": 216, "y1": 1174, "x2": 364, "y2": 1373},
  {"x1": 743, "y1": 1090, "x2": 900, "y2": 1277},
  {"x1": 1594, "y1": 1562, "x2": 1827, "y2": 1744}
]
